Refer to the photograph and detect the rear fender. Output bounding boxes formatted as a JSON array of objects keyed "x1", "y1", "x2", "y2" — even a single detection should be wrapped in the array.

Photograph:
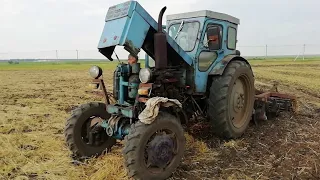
[{"x1": 209, "y1": 55, "x2": 253, "y2": 76}]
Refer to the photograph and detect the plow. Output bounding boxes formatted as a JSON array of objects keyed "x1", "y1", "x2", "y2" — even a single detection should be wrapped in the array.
[
  {"x1": 63, "y1": 1, "x2": 297, "y2": 179},
  {"x1": 253, "y1": 82, "x2": 297, "y2": 123}
]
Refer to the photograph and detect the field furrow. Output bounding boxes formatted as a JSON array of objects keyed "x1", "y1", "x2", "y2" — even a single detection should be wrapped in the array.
[
  {"x1": 1, "y1": 60, "x2": 320, "y2": 180},
  {"x1": 253, "y1": 68, "x2": 320, "y2": 98}
]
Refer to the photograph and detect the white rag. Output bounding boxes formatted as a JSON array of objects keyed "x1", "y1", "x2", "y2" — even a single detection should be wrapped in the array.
[{"x1": 138, "y1": 97, "x2": 182, "y2": 124}]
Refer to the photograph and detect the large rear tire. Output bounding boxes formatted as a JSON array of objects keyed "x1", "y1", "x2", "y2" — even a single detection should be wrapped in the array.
[
  {"x1": 64, "y1": 102, "x2": 116, "y2": 159},
  {"x1": 122, "y1": 112, "x2": 186, "y2": 180},
  {"x1": 207, "y1": 60, "x2": 255, "y2": 139}
]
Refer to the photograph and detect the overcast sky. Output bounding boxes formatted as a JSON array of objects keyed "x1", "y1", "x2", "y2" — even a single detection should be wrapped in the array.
[{"x1": 1, "y1": 0, "x2": 319, "y2": 59}]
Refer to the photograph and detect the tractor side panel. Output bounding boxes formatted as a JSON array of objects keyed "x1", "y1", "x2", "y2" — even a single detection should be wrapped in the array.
[
  {"x1": 98, "y1": 1, "x2": 135, "y2": 49},
  {"x1": 123, "y1": 11, "x2": 151, "y2": 55},
  {"x1": 193, "y1": 19, "x2": 230, "y2": 93},
  {"x1": 97, "y1": 1, "x2": 194, "y2": 66},
  {"x1": 98, "y1": 17, "x2": 129, "y2": 48},
  {"x1": 98, "y1": 9, "x2": 150, "y2": 56}
]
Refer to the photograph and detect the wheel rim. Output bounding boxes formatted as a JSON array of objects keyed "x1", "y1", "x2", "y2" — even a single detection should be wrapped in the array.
[
  {"x1": 143, "y1": 129, "x2": 179, "y2": 173},
  {"x1": 229, "y1": 74, "x2": 251, "y2": 128},
  {"x1": 81, "y1": 116, "x2": 108, "y2": 147}
]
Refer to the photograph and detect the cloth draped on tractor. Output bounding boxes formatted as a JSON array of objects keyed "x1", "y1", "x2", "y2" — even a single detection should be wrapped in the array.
[{"x1": 138, "y1": 97, "x2": 182, "y2": 124}]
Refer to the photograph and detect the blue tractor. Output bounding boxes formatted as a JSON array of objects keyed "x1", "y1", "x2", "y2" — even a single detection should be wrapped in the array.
[{"x1": 64, "y1": 1, "x2": 296, "y2": 179}]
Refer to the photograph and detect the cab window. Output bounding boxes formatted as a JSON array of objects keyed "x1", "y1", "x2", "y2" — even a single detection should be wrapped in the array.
[
  {"x1": 227, "y1": 27, "x2": 237, "y2": 50},
  {"x1": 199, "y1": 24, "x2": 222, "y2": 71},
  {"x1": 203, "y1": 24, "x2": 222, "y2": 51},
  {"x1": 169, "y1": 22, "x2": 200, "y2": 52}
]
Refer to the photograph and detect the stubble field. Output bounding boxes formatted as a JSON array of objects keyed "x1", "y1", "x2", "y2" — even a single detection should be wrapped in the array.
[{"x1": 1, "y1": 59, "x2": 320, "y2": 180}]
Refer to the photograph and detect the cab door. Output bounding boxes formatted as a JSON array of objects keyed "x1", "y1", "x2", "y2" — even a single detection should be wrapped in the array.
[{"x1": 194, "y1": 21, "x2": 225, "y2": 93}]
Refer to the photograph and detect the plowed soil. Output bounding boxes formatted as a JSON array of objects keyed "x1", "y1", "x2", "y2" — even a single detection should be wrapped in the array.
[{"x1": 1, "y1": 60, "x2": 319, "y2": 180}]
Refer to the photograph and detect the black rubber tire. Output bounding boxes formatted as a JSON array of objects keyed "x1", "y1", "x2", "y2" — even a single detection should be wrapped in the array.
[
  {"x1": 122, "y1": 112, "x2": 186, "y2": 180},
  {"x1": 64, "y1": 102, "x2": 116, "y2": 159},
  {"x1": 207, "y1": 60, "x2": 255, "y2": 139}
]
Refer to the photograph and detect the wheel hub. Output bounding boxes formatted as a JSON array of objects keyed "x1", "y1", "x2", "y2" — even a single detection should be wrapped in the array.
[
  {"x1": 146, "y1": 133, "x2": 175, "y2": 168},
  {"x1": 230, "y1": 78, "x2": 249, "y2": 128},
  {"x1": 86, "y1": 117, "x2": 105, "y2": 146},
  {"x1": 233, "y1": 93, "x2": 245, "y2": 112}
]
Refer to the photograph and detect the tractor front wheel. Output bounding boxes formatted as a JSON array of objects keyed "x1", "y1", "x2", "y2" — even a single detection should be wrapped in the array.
[
  {"x1": 207, "y1": 60, "x2": 255, "y2": 139},
  {"x1": 123, "y1": 112, "x2": 186, "y2": 180},
  {"x1": 64, "y1": 102, "x2": 116, "y2": 159}
]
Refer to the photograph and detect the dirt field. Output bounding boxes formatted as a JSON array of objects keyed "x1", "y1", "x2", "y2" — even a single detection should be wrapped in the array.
[{"x1": 1, "y1": 60, "x2": 319, "y2": 180}]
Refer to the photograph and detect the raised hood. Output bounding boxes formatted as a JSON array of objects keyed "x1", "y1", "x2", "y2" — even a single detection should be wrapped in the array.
[{"x1": 97, "y1": 1, "x2": 193, "y2": 66}]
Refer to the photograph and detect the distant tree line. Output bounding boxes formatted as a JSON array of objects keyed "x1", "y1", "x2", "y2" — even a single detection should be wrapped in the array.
[{"x1": 8, "y1": 60, "x2": 19, "y2": 64}]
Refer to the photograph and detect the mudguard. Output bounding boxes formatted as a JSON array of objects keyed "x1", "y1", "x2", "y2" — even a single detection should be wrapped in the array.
[{"x1": 209, "y1": 55, "x2": 253, "y2": 76}]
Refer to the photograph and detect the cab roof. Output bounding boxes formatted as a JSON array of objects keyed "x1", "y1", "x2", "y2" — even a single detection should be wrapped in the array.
[{"x1": 166, "y1": 10, "x2": 240, "y2": 25}]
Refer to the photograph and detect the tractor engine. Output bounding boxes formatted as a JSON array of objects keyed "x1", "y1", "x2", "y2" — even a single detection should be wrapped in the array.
[{"x1": 112, "y1": 62, "x2": 141, "y2": 105}]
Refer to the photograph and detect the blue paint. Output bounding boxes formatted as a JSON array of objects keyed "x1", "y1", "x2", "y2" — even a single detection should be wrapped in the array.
[
  {"x1": 117, "y1": 64, "x2": 129, "y2": 104},
  {"x1": 106, "y1": 105, "x2": 119, "y2": 115},
  {"x1": 119, "y1": 75, "x2": 125, "y2": 104},
  {"x1": 115, "y1": 63, "x2": 140, "y2": 105},
  {"x1": 98, "y1": 1, "x2": 194, "y2": 65},
  {"x1": 192, "y1": 18, "x2": 238, "y2": 92},
  {"x1": 98, "y1": 17, "x2": 128, "y2": 48},
  {"x1": 98, "y1": 1, "x2": 135, "y2": 48},
  {"x1": 106, "y1": 104, "x2": 134, "y2": 118},
  {"x1": 100, "y1": 117, "x2": 130, "y2": 140},
  {"x1": 101, "y1": 120, "x2": 109, "y2": 129},
  {"x1": 165, "y1": 16, "x2": 239, "y2": 92},
  {"x1": 120, "y1": 108, "x2": 134, "y2": 118}
]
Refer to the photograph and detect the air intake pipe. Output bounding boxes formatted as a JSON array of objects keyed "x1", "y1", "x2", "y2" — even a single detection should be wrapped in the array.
[{"x1": 154, "y1": 6, "x2": 168, "y2": 69}]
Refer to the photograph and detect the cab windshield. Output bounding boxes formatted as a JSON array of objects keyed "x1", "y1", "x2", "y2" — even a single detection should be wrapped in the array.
[{"x1": 168, "y1": 21, "x2": 200, "y2": 51}]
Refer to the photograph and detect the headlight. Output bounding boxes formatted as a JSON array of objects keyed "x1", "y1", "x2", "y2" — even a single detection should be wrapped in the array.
[
  {"x1": 89, "y1": 66, "x2": 103, "y2": 79},
  {"x1": 139, "y1": 68, "x2": 152, "y2": 83}
]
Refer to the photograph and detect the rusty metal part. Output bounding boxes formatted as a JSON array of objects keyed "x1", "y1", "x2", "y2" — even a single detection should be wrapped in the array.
[
  {"x1": 158, "y1": 7, "x2": 166, "y2": 33},
  {"x1": 92, "y1": 79, "x2": 111, "y2": 106},
  {"x1": 154, "y1": 6, "x2": 168, "y2": 69},
  {"x1": 253, "y1": 82, "x2": 297, "y2": 124},
  {"x1": 255, "y1": 91, "x2": 297, "y2": 113},
  {"x1": 139, "y1": 83, "x2": 153, "y2": 88},
  {"x1": 254, "y1": 81, "x2": 297, "y2": 113},
  {"x1": 138, "y1": 87, "x2": 150, "y2": 95},
  {"x1": 163, "y1": 78, "x2": 179, "y2": 83},
  {"x1": 139, "y1": 83, "x2": 153, "y2": 97}
]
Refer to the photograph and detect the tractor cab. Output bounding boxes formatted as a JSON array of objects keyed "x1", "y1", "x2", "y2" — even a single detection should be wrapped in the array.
[
  {"x1": 146, "y1": 10, "x2": 240, "y2": 61},
  {"x1": 146, "y1": 10, "x2": 241, "y2": 92},
  {"x1": 166, "y1": 10, "x2": 239, "y2": 59}
]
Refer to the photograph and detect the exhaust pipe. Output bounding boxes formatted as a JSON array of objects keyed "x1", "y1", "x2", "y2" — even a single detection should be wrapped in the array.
[{"x1": 154, "y1": 6, "x2": 167, "y2": 69}]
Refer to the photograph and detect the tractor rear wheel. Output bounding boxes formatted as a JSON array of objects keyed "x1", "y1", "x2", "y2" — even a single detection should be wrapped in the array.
[
  {"x1": 207, "y1": 60, "x2": 255, "y2": 139},
  {"x1": 64, "y1": 102, "x2": 116, "y2": 159},
  {"x1": 122, "y1": 112, "x2": 186, "y2": 180}
]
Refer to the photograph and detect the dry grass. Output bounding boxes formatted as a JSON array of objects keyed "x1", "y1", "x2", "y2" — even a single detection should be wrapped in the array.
[
  {"x1": 252, "y1": 61, "x2": 320, "y2": 98},
  {"x1": 1, "y1": 60, "x2": 320, "y2": 180}
]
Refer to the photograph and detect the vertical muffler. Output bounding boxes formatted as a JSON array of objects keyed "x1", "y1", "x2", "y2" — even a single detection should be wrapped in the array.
[{"x1": 154, "y1": 7, "x2": 168, "y2": 69}]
